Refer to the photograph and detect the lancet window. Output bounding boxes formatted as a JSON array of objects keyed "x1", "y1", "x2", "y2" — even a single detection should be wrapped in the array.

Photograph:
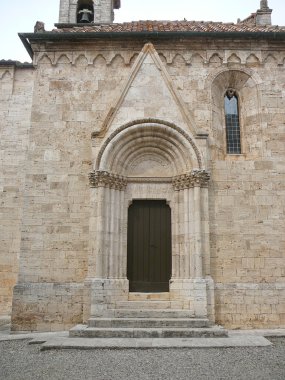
[{"x1": 224, "y1": 89, "x2": 241, "y2": 154}]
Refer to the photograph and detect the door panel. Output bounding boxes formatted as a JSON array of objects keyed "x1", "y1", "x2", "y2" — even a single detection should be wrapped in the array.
[{"x1": 127, "y1": 200, "x2": 171, "y2": 292}]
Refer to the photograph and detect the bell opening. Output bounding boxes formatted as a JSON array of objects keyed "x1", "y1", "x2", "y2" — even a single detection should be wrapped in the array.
[{"x1": 77, "y1": 0, "x2": 94, "y2": 23}]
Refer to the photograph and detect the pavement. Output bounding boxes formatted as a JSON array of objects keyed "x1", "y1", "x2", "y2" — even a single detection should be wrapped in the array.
[
  {"x1": 1, "y1": 337, "x2": 284, "y2": 380},
  {"x1": 1, "y1": 317, "x2": 285, "y2": 350}
]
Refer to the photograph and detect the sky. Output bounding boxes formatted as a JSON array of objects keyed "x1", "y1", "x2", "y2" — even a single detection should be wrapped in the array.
[{"x1": 0, "y1": 0, "x2": 285, "y2": 62}]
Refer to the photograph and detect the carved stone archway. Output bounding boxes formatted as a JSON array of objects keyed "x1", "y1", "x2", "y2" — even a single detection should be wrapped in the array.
[{"x1": 84, "y1": 120, "x2": 214, "y2": 322}]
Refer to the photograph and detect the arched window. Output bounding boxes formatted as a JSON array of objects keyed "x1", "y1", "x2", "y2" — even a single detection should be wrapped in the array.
[
  {"x1": 77, "y1": 0, "x2": 94, "y2": 23},
  {"x1": 225, "y1": 89, "x2": 241, "y2": 154}
]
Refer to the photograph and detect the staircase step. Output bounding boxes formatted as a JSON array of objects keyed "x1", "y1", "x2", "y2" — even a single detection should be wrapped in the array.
[
  {"x1": 128, "y1": 292, "x2": 170, "y2": 301},
  {"x1": 97, "y1": 309, "x2": 196, "y2": 318},
  {"x1": 70, "y1": 325, "x2": 227, "y2": 339},
  {"x1": 115, "y1": 301, "x2": 184, "y2": 309},
  {"x1": 88, "y1": 318, "x2": 211, "y2": 329}
]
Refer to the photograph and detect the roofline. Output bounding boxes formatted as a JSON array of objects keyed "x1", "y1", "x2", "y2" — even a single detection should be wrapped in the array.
[
  {"x1": 19, "y1": 30, "x2": 285, "y2": 58},
  {"x1": 0, "y1": 60, "x2": 34, "y2": 68},
  {"x1": 19, "y1": 34, "x2": 34, "y2": 59}
]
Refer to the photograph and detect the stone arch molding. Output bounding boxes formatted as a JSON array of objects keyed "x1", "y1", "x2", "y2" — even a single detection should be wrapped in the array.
[
  {"x1": 95, "y1": 119, "x2": 204, "y2": 178},
  {"x1": 208, "y1": 67, "x2": 262, "y2": 158},
  {"x1": 87, "y1": 118, "x2": 212, "y2": 319}
]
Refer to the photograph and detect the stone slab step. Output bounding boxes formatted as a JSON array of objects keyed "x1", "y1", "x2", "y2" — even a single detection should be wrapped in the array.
[
  {"x1": 97, "y1": 309, "x2": 196, "y2": 318},
  {"x1": 41, "y1": 336, "x2": 272, "y2": 350},
  {"x1": 88, "y1": 318, "x2": 211, "y2": 329},
  {"x1": 128, "y1": 293, "x2": 170, "y2": 301},
  {"x1": 70, "y1": 325, "x2": 227, "y2": 339},
  {"x1": 115, "y1": 301, "x2": 184, "y2": 309}
]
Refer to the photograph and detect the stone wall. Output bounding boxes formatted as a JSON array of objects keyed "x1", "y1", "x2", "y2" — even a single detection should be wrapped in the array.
[
  {"x1": 10, "y1": 49, "x2": 132, "y2": 330},
  {"x1": 0, "y1": 65, "x2": 34, "y2": 316},
  {"x1": 3, "y1": 37, "x2": 285, "y2": 330}
]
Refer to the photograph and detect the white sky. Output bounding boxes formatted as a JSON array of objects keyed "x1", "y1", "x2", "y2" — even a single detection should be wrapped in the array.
[{"x1": 0, "y1": 0, "x2": 284, "y2": 62}]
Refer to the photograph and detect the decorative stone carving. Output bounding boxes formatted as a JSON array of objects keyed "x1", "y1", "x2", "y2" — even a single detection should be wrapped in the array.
[
  {"x1": 172, "y1": 170, "x2": 210, "y2": 190},
  {"x1": 95, "y1": 118, "x2": 203, "y2": 169},
  {"x1": 89, "y1": 170, "x2": 127, "y2": 190},
  {"x1": 34, "y1": 21, "x2": 45, "y2": 33}
]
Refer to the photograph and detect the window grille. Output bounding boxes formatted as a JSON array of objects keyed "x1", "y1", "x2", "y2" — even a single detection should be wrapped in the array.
[{"x1": 225, "y1": 89, "x2": 241, "y2": 154}]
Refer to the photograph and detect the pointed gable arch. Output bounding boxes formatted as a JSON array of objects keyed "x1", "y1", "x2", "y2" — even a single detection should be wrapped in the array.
[
  {"x1": 190, "y1": 53, "x2": 204, "y2": 67},
  {"x1": 93, "y1": 54, "x2": 107, "y2": 66},
  {"x1": 227, "y1": 53, "x2": 241, "y2": 66},
  {"x1": 38, "y1": 54, "x2": 53, "y2": 65},
  {"x1": 75, "y1": 54, "x2": 89, "y2": 67},
  {"x1": 0, "y1": 70, "x2": 12, "y2": 80},
  {"x1": 55, "y1": 54, "x2": 72, "y2": 65},
  {"x1": 263, "y1": 53, "x2": 278, "y2": 66},
  {"x1": 110, "y1": 54, "x2": 126, "y2": 67},
  {"x1": 96, "y1": 43, "x2": 198, "y2": 138},
  {"x1": 171, "y1": 53, "x2": 187, "y2": 67},
  {"x1": 246, "y1": 53, "x2": 260, "y2": 67},
  {"x1": 209, "y1": 53, "x2": 223, "y2": 67}
]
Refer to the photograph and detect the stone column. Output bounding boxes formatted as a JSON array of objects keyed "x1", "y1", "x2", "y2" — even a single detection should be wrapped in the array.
[
  {"x1": 192, "y1": 170, "x2": 211, "y2": 278},
  {"x1": 84, "y1": 171, "x2": 128, "y2": 320},
  {"x1": 171, "y1": 170, "x2": 211, "y2": 317},
  {"x1": 193, "y1": 184, "x2": 202, "y2": 278},
  {"x1": 184, "y1": 188, "x2": 190, "y2": 278},
  {"x1": 119, "y1": 189, "x2": 127, "y2": 278},
  {"x1": 171, "y1": 191, "x2": 180, "y2": 279},
  {"x1": 172, "y1": 170, "x2": 210, "y2": 279},
  {"x1": 103, "y1": 186, "x2": 111, "y2": 277},
  {"x1": 108, "y1": 187, "x2": 116, "y2": 278},
  {"x1": 88, "y1": 170, "x2": 127, "y2": 279},
  {"x1": 87, "y1": 185, "x2": 105, "y2": 278},
  {"x1": 201, "y1": 186, "x2": 211, "y2": 276}
]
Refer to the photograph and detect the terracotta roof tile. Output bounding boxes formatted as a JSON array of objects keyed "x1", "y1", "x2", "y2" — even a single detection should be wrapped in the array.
[
  {"x1": 53, "y1": 20, "x2": 285, "y2": 34},
  {"x1": 0, "y1": 59, "x2": 33, "y2": 67}
]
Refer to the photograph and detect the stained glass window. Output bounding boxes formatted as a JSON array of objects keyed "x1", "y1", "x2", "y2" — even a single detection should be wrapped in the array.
[{"x1": 225, "y1": 89, "x2": 241, "y2": 154}]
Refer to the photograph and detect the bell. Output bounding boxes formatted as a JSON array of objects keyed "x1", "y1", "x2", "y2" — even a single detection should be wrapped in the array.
[
  {"x1": 78, "y1": 9, "x2": 92, "y2": 23},
  {"x1": 79, "y1": 11, "x2": 91, "y2": 23}
]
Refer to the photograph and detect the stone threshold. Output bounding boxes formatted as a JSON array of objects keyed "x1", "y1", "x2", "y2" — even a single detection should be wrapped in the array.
[
  {"x1": 0, "y1": 329, "x2": 284, "y2": 349},
  {"x1": 39, "y1": 335, "x2": 272, "y2": 350}
]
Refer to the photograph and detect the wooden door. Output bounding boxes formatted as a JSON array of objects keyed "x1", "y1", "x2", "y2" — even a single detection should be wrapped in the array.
[{"x1": 127, "y1": 200, "x2": 172, "y2": 292}]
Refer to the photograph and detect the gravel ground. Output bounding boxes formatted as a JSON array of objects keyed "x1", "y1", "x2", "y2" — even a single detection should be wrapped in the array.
[{"x1": 0, "y1": 338, "x2": 284, "y2": 380}]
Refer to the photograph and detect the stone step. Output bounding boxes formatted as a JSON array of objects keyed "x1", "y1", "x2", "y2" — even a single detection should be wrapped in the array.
[
  {"x1": 115, "y1": 300, "x2": 184, "y2": 309},
  {"x1": 88, "y1": 318, "x2": 211, "y2": 329},
  {"x1": 99, "y1": 309, "x2": 196, "y2": 319},
  {"x1": 70, "y1": 325, "x2": 228, "y2": 339},
  {"x1": 128, "y1": 292, "x2": 170, "y2": 301}
]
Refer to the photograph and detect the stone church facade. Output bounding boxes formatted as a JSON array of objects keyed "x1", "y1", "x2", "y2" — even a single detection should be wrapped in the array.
[{"x1": 0, "y1": 0, "x2": 284, "y2": 331}]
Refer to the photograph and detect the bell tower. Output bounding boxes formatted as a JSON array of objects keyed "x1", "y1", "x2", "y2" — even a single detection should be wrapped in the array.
[{"x1": 58, "y1": 0, "x2": 121, "y2": 24}]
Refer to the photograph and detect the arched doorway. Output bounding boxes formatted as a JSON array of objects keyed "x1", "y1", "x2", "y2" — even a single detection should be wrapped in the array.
[
  {"x1": 85, "y1": 119, "x2": 214, "y2": 322},
  {"x1": 127, "y1": 200, "x2": 172, "y2": 292}
]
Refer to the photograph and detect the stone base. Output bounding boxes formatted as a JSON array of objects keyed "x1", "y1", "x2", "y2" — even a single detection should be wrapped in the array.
[
  {"x1": 170, "y1": 277, "x2": 215, "y2": 320},
  {"x1": 83, "y1": 278, "x2": 129, "y2": 321},
  {"x1": 84, "y1": 277, "x2": 215, "y2": 322},
  {"x1": 215, "y1": 283, "x2": 285, "y2": 329},
  {"x1": 11, "y1": 282, "x2": 84, "y2": 332}
]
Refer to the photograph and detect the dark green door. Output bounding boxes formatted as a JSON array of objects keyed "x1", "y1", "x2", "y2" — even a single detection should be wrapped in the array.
[{"x1": 127, "y1": 200, "x2": 172, "y2": 292}]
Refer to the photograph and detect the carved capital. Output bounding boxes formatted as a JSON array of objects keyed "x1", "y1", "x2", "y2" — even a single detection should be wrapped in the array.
[
  {"x1": 172, "y1": 170, "x2": 210, "y2": 190},
  {"x1": 191, "y1": 169, "x2": 211, "y2": 187},
  {"x1": 89, "y1": 171, "x2": 127, "y2": 190}
]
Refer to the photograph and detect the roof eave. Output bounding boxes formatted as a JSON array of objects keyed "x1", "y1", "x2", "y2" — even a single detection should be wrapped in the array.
[
  {"x1": 19, "y1": 30, "x2": 285, "y2": 58},
  {"x1": 19, "y1": 33, "x2": 34, "y2": 59}
]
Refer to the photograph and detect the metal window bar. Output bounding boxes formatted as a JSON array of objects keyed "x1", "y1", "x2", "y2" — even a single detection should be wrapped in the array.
[{"x1": 224, "y1": 90, "x2": 241, "y2": 154}]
